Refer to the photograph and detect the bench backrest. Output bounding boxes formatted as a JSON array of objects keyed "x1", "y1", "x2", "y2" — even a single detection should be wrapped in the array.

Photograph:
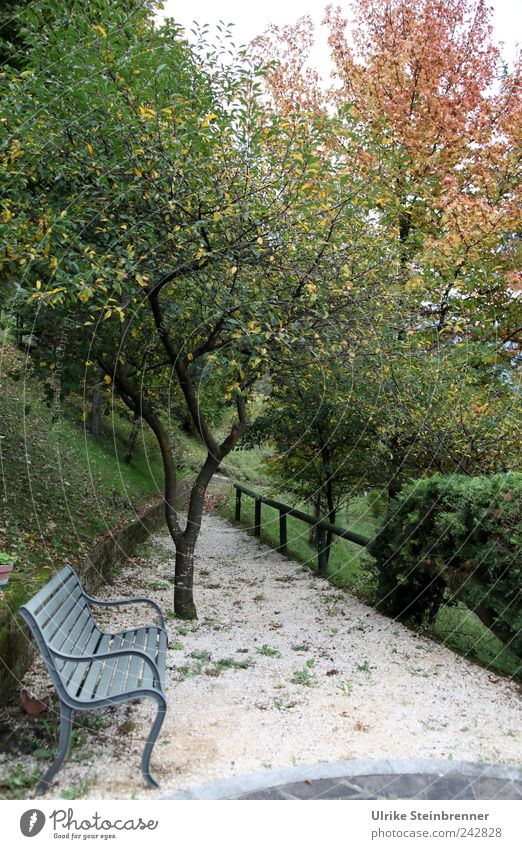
[{"x1": 19, "y1": 565, "x2": 100, "y2": 690}]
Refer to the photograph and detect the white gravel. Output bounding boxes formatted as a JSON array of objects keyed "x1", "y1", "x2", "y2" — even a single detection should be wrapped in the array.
[{"x1": 7, "y1": 514, "x2": 522, "y2": 798}]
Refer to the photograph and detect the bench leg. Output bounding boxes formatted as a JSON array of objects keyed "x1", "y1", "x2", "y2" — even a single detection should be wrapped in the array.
[
  {"x1": 141, "y1": 697, "x2": 166, "y2": 789},
  {"x1": 36, "y1": 702, "x2": 73, "y2": 796}
]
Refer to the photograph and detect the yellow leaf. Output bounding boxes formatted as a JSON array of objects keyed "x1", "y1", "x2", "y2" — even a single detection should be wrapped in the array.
[
  {"x1": 86, "y1": 143, "x2": 94, "y2": 156},
  {"x1": 139, "y1": 105, "x2": 155, "y2": 120},
  {"x1": 104, "y1": 375, "x2": 112, "y2": 385},
  {"x1": 92, "y1": 24, "x2": 107, "y2": 38}
]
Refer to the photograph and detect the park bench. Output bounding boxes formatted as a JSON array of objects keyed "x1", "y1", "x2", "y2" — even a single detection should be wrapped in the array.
[{"x1": 19, "y1": 564, "x2": 168, "y2": 796}]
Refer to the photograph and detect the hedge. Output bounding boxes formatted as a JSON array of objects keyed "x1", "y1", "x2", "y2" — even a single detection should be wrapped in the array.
[{"x1": 371, "y1": 473, "x2": 522, "y2": 660}]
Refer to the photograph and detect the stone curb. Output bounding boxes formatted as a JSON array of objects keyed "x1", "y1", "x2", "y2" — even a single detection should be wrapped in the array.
[{"x1": 162, "y1": 758, "x2": 522, "y2": 800}]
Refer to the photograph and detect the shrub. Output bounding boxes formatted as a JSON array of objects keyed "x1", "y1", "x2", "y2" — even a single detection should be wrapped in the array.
[{"x1": 371, "y1": 473, "x2": 522, "y2": 659}]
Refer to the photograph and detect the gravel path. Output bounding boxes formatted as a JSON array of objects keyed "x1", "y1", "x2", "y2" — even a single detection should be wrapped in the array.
[{"x1": 11, "y1": 514, "x2": 522, "y2": 798}]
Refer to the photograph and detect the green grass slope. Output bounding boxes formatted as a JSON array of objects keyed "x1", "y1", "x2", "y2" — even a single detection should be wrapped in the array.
[{"x1": 0, "y1": 344, "x2": 166, "y2": 605}]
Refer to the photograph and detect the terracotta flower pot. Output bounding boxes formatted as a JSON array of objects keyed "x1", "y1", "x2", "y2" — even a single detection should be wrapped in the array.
[
  {"x1": 0, "y1": 562, "x2": 14, "y2": 586},
  {"x1": 21, "y1": 688, "x2": 50, "y2": 716}
]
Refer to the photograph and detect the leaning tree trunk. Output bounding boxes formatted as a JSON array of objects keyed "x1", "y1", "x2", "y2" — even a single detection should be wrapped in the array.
[
  {"x1": 172, "y1": 454, "x2": 220, "y2": 619},
  {"x1": 124, "y1": 413, "x2": 141, "y2": 464},
  {"x1": 108, "y1": 361, "x2": 242, "y2": 622}
]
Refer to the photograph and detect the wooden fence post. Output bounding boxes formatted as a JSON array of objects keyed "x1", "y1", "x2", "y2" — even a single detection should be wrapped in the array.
[
  {"x1": 279, "y1": 508, "x2": 288, "y2": 554},
  {"x1": 317, "y1": 527, "x2": 328, "y2": 576},
  {"x1": 235, "y1": 487, "x2": 242, "y2": 522},
  {"x1": 254, "y1": 498, "x2": 261, "y2": 537}
]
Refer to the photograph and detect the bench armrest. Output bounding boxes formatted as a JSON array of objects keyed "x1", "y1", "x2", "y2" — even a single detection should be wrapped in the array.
[
  {"x1": 84, "y1": 593, "x2": 166, "y2": 631},
  {"x1": 49, "y1": 646, "x2": 163, "y2": 688}
]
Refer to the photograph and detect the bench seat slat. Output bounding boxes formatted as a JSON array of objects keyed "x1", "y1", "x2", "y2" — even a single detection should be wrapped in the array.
[
  {"x1": 24, "y1": 567, "x2": 76, "y2": 617},
  {"x1": 92, "y1": 634, "x2": 127, "y2": 701},
  {"x1": 43, "y1": 591, "x2": 89, "y2": 647},
  {"x1": 60, "y1": 609, "x2": 93, "y2": 652},
  {"x1": 62, "y1": 627, "x2": 103, "y2": 697},
  {"x1": 76, "y1": 633, "x2": 112, "y2": 701},
  {"x1": 60, "y1": 605, "x2": 98, "y2": 654},
  {"x1": 126, "y1": 628, "x2": 148, "y2": 690},
  {"x1": 40, "y1": 584, "x2": 84, "y2": 640},
  {"x1": 156, "y1": 630, "x2": 167, "y2": 684},
  {"x1": 107, "y1": 632, "x2": 136, "y2": 699},
  {"x1": 141, "y1": 628, "x2": 166, "y2": 689},
  {"x1": 57, "y1": 613, "x2": 100, "y2": 689}
]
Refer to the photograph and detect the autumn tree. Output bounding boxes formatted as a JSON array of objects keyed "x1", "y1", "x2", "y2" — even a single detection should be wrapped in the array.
[
  {"x1": 2, "y1": 0, "x2": 355, "y2": 617},
  {"x1": 257, "y1": 1, "x2": 521, "y2": 341},
  {"x1": 325, "y1": 0, "x2": 521, "y2": 336},
  {"x1": 253, "y1": 0, "x2": 522, "y2": 503}
]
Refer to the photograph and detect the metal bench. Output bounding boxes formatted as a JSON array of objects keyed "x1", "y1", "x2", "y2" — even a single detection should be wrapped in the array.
[{"x1": 19, "y1": 563, "x2": 168, "y2": 795}]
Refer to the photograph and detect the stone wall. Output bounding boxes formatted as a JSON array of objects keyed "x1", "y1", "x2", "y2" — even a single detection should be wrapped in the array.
[{"x1": 0, "y1": 479, "x2": 192, "y2": 705}]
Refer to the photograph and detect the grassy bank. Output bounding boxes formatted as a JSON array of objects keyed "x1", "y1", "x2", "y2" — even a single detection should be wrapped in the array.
[{"x1": 0, "y1": 344, "x2": 168, "y2": 607}]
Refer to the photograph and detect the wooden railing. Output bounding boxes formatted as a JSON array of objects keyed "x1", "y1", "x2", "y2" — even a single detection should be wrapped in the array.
[{"x1": 233, "y1": 483, "x2": 370, "y2": 576}]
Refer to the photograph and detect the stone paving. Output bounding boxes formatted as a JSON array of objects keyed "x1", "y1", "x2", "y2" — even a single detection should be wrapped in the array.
[
  {"x1": 234, "y1": 773, "x2": 522, "y2": 800},
  {"x1": 165, "y1": 758, "x2": 522, "y2": 800}
]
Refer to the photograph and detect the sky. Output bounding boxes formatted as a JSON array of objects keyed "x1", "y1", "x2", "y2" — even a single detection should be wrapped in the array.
[{"x1": 160, "y1": 0, "x2": 521, "y2": 74}]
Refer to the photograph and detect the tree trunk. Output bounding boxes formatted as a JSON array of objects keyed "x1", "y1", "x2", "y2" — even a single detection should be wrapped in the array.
[
  {"x1": 89, "y1": 376, "x2": 102, "y2": 438},
  {"x1": 124, "y1": 413, "x2": 141, "y2": 464},
  {"x1": 173, "y1": 453, "x2": 220, "y2": 619},
  {"x1": 174, "y1": 540, "x2": 197, "y2": 620},
  {"x1": 325, "y1": 478, "x2": 336, "y2": 565},
  {"x1": 106, "y1": 356, "x2": 247, "y2": 623},
  {"x1": 325, "y1": 509, "x2": 336, "y2": 565}
]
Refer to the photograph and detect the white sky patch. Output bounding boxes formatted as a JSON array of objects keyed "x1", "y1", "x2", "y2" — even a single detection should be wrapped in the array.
[{"x1": 159, "y1": 0, "x2": 520, "y2": 74}]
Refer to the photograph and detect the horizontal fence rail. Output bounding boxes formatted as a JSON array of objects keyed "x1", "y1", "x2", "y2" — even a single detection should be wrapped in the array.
[{"x1": 233, "y1": 483, "x2": 370, "y2": 576}]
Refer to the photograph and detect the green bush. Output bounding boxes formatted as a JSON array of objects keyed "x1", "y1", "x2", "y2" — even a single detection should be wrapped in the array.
[{"x1": 371, "y1": 473, "x2": 522, "y2": 660}]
